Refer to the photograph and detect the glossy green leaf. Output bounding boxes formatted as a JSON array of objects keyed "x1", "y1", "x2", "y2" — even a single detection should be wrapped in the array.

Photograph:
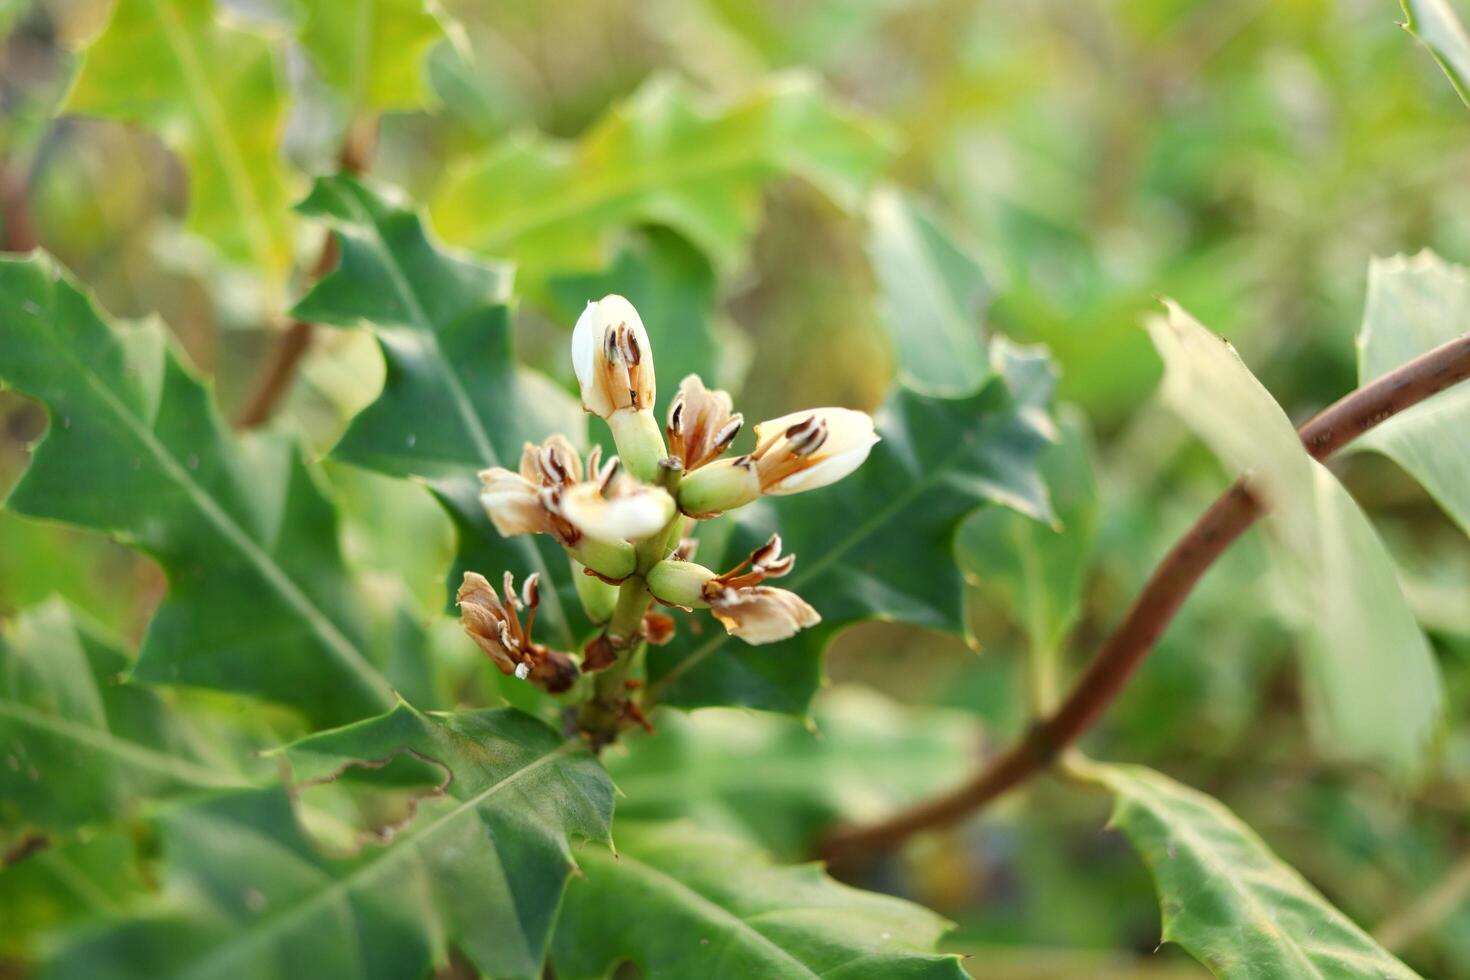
[
  {"x1": 0, "y1": 254, "x2": 397, "y2": 726},
  {"x1": 868, "y1": 185, "x2": 991, "y2": 398},
  {"x1": 292, "y1": 175, "x2": 587, "y2": 646},
  {"x1": 1074, "y1": 760, "x2": 1420, "y2": 979},
  {"x1": 293, "y1": 0, "x2": 447, "y2": 114},
  {"x1": 63, "y1": 0, "x2": 296, "y2": 290},
  {"x1": 957, "y1": 405, "x2": 1097, "y2": 664},
  {"x1": 551, "y1": 821, "x2": 968, "y2": 980},
  {"x1": 1402, "y1": 0, "x2": 1470, "y2": 105},
  {"x1": 0, "y1": 598, "x2": 259, "y2": 833},
  {"x1": 546, "y1": 226, "x2": 722, "y2": 421},
  {"x1": 431, "y1": 71, "x2": 892, "y2": 281},
  {"x1": 648, "y1": 339, "x2": 1054, "y2": 713},
  {"x1": 1356, "y1": 251, "x2": 1470, "y2": 538},
  {"x1": 605, "y1": 686, "x2": 982, "y2": 860},
  {"x1": 46, "y1": 705, "x2": 615, "y2": 980},
  {"x1": 1147, "y1": 301, "x2": 1441, "y2": 771}
]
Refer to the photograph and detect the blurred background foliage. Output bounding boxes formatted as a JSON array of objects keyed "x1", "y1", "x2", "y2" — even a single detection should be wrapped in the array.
[{"x1": 2, "y1": 0, "x2": 1469, "y2": 976}]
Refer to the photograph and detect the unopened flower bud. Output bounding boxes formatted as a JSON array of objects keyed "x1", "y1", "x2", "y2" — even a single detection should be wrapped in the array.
[
  {"x1": 647, "y1": 558, "x2": 719, "y2": 609},
  {"x1": 571, "y1": 295, "x2": 666, "y2": 480}
]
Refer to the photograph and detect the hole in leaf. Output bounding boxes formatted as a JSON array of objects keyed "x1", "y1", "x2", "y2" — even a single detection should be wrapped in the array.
[{"x1": 292, "y1": 749, "x2": 452, "y2": 858}]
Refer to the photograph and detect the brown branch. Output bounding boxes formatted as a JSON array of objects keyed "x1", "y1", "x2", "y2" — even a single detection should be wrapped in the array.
[
  {"x1": 822, "y1": 330, "x2": 1470, "y2": 864},
  {"x1": 0, "y1": 162, "x2": 37, "y2": 253},
  {"x1": 234, "y1": 117, "x2": 376, "y2": 430}
]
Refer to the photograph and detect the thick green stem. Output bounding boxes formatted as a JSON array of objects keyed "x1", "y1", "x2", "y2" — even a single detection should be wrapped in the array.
[{"x1": 576, "y1": 577, "x2": 652, "y2": 748}]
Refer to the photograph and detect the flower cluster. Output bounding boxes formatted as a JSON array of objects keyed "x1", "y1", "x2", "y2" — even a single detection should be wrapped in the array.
[{"x1": 457, "y1": 295, "x2": 878, "y2": 721}]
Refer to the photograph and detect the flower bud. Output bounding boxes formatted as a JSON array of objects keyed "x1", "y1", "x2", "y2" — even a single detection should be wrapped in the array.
[
  {"x1": 571, "y1": 294, "x2": 656, "y2": 419},
  {"x1": 675, "y1": 456, "x2": 761, "y2": 516},
  {"x1": 646, "y1": 559, "x2": 719, "y2": 609}
]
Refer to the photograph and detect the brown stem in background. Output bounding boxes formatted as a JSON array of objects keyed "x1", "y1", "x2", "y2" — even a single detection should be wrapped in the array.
[
  {"x1": 822, "y1": 330, "x2": 1470, "y2": 865},
  {"x1": 234, "y1": 117, "x2": 377, "y2": 430},
  {"x1": 0, "y1": 163, "x2": 37, "y2": 253}
]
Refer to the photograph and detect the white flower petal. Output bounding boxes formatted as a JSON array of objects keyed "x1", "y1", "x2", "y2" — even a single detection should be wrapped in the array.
[
  {"x1": 560, "y1": 483, "x2": 675, "y2": 542},
  {"x1": 478, "y1": 468, "x2": 549, "y2": 536},
  {"x1": 767, "y1": 439, "x2": 877, "y2": 495},
  {"x1": 709, "y1": 586, "x2": 821, "y2": 644}
]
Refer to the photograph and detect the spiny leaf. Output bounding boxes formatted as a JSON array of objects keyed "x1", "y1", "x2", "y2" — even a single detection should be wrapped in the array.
[
  {"x1": 0, "y1": 253, "x2": 398, "y2": 726},
  {"x1": 551, "y1": 821, "x2": 969, "y2": 980},
  {"x1": 0, "y1": 598, "x2": 261, "y2": 834},
  {"x1": 1401, "y1": 0, "x2": 1470, "y2": 106},
  {"x1": 292, "y1": 175, "x2": 587, "y2": 646},
  {"x1": 1356, "y1": 250, "x2": 1470, "y2": 538},
  {"x1": 63, "y1": 0, "x2": 296, "y2": 291},
  {"x1": 648, "y1": 339, "x2": 1054, "y2": 713},
  {"x1": 1147, "y1": 301, "x2": 1441, "y2": 771},
  {"x1": 293, "y1": 0, "x2": 448, "y2": 115},
  {"x1": 1074, "y1": 760, "x2": 1420, "y2": 979},
  {"x1": 45, "y1": 705, "x2": 614, "y2": 980},
  {"x1": 431, "y1": 71, "x2": 892, "y2": 283},
  {"x1": 606, "y1": 686, "x2": 982, "y2": 860},
  {"x1": 868, "y1": 185, "x2": 992, "y2": 398}
]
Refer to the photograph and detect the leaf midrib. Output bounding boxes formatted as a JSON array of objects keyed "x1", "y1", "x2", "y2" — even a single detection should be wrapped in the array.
[
  {"x1": 146, "y1": 0, "x2": 278, "y2": 272},
  {"x1": 580, "y1": 849, "x2": 821, "y2": 979},
  {"x1": 45, "y1": 316, "x2": 394, "y2": 710},
  {"x1": 0, "y1": 699, "x2": 243, "y2": 789},
  {"x1": 174, "y1": 740, "x2": 582, "y2": 980},
  {"x1": 1120, "y1": 774, "x2": 1342, "y2": 980},
  {"x1": 333, "y1": 183, "x2": 572, "y2": 646}
]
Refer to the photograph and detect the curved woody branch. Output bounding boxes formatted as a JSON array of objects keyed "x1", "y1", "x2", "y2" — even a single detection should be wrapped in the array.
[{"x1": 822, "y1": 330, "x2": 1470, "y2": 863}]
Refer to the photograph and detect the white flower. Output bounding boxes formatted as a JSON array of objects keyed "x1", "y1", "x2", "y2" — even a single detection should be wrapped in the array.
[
  {"x1": 749, "y1": 408, "x2": 878, "y2": 495},
  {"x1": 558, "y1": 479, "x2": 675, "y2": 543},
  {"x1": 478, "y1": 437, "x2": 640, "y2": 580},
  {"x1": 477, "y1": 435, "x2": 586, "y2": 543},
  {"x1": 571, "y1": 294, "x2": 656, "y2": 419},
  {"x1": 666, "y1": 374, "x2": 742, "y2": 471},
  {"x1": 708, "y1": 586, "x2": 821, "y2": 644},
  {"x1": 676, "y1": 407, "x2": 879, "y2": 515}
]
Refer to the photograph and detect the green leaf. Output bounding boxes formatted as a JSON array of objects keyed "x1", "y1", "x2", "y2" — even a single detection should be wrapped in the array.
[
  {"x1": 1401, "y1": 0, "x2": 1470, "y2": 105},
  {"x1": 1146, "y1": 301, "x2": 1441, "y2": 771},
  {"x1": 0, "y1": 254, "x2": 397, "y2": 726},
  {"x1": 431, "y1": 71, "x2": 892, "y2": 282},
  {"x1": 1356, "y1": 251, "x2": 1470, "y2": 538},
  {"x1": 63, "y1": 0, "x2": 296, "y2": 291},
  {"x1": 868, "y1": 185, "x2": 991, "y2": 398},
  {"x1": 0, "y1": 831, "x2": 149, "y2": 960},
  {"x1": 551, "y1": 821, "x2": 968, "y2": 980},
  {"x1": 606, "y1": 686, "x2": 982, "y2": 860},
  {"x1": 0, "y1": 598, "x2": 260, "y2": 833},
  {"x1": 957, "y1": 405, "x2": 1098, "y2": 663},
  {"x1": 292, "y1": 175, "x2": 587, "y2": 646},
  {"x1": 648, "y1": 339, "x2": 1054, "y2": 713},
  {"x1": 293, "y1": 0, "x2": 447, "y2": 115},
  {"x1": 546, "y1": 226, "x2": 723, "y2": 421},
  {"x1": 1073, "y1": 760, "x2": 1420, "y2": 980},
  {"x1": 46, "y1": 705, "x2": 615, "y2": 980}
]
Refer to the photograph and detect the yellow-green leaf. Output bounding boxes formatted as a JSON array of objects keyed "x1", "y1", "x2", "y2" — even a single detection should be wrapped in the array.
[
  {"x1": 293, "y1": 0, "x2": 447, "y2": 114},
  {"x1": 63, "y1": 0, "x2": 295, "y2": 291}
]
